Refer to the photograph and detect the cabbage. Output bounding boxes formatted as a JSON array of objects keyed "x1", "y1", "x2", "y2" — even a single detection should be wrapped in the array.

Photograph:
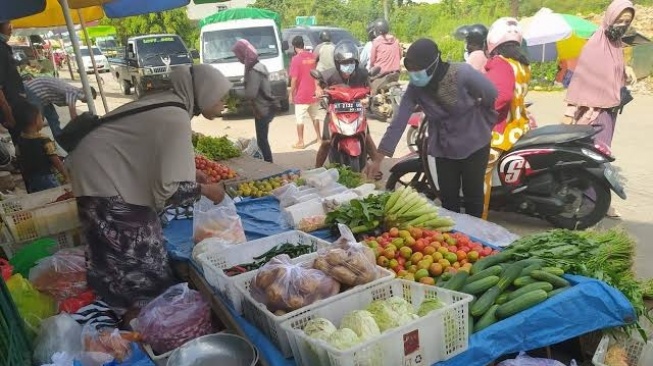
[
  {"x1": 417, "y1": 298, "x2": 445, "y2": 317},
  {"x1": 304, "y1": 318, "x2": 337, "y2": 341},
  {"x1": 385, "y1": 296, "x2": 415, "y2": 316},
  {"x1": 366, "y1": 300, "x2": 400, "y2": 332},
  {"x1": 339, "y1": 310, "x2": 380, "y2": 341},
  {"x1": 327, "y1": 328, "x2": 361, "y2": 350}
]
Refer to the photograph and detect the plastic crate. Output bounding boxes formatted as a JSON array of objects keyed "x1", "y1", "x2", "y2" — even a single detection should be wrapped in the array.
[
  {"x1": 0, "y1": 185, "x2": 71, "y2": 214},
  {"x1": 0, "y1": 228, "x2": 81, "y2": 259},
  {"x1": 593, "y1": 334, "x2": 653, "y2": 366},
  {"x1": 235, "y1": 259, "x2": 397, "y2": 358},
  {"x1": 2, "y1": 197, "x2": 79, "y2": 244},
  {"x1": 197, "y1": 231, "x2": 332, "y2": 314},
  {"x1": 281, "y1": 280, "x2": 473, "y2": 366}
]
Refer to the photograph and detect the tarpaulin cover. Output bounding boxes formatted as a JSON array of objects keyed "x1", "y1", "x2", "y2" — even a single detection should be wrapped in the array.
[
  {"x1": 199, "y1": 7, "x2": 281, "y2": 29},
  {"x1": 0, "y1": 0, "x2": 46, "y2": 22},
  {"x1": 102, "y1": 0, "x2": 190, "y2": 18}
]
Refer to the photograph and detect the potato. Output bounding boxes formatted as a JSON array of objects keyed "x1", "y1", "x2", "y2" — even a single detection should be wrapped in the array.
[
  {"x1": 297, "y1": 273, "x2": 319, "y2": 293},
  {"x1": 313, "y1": 257, "x2": 329, "y2": 272},
  {"x1": 330, "y1": 266, "x2": 357, "y2": 286},
  {"x1": 287, "y1": 296, "x2": 305, "y2": 310},
  {"x1": 325, "y1": 249, "x2": 348, "y2": 266},
  {"x1": 254, "y1": 270, "x2": 276, "y2": 289},
  {"x1": 356, "y1": 268, "x2": 377, "y2": 285},
  {"x1": 266, "y1": 284, "x2": 284, "y2": 304}
]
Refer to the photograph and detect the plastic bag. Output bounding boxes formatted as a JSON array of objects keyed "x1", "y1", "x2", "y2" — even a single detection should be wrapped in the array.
[
  {"x1": 305, "y1": 168, "x2": 339, "y2": 190},
  {"x1": 6, "y1": 273, "x2": 56, "y2": 332},
  {"x1": 29, "y1": 247, "x2": 87, "y2": 301},
  {"x1": 60, "y1": 290, "x2": 96, "y2": 314},
  {"x1": 192, "y1": 196, "x2": 246, "y2": 244},
  {"x1": 43, "y1": 352, "x2": 76, "y2": 366},
  {"x1": 437, "y1": 207, "x2": 519, "y2": 247},
  {"x1": 9, "y1": 237, "x2": 57, "y2": 277},
  {"x1": 250, "y1": 254, "x2": 341, "y2": 314},
  {"x1": 33, "y1": 314, "x2": 83, "y2": 365},
  {"x1": 313, "y1": 224, "x2": 379, "y2": 287},
  {"x1": 135, "y1": 283, "x2": 212, "y2": 354},
  {"x1": 192, "y1": 237, "x2": 236, "y2": 263},
  {"x1": 497, "y1": 352, "x2": 576, "y2": 366},
  {"x1": 81, "y1": 325, "x2": 141, "y2": 363},
  {"x1": 103, "y1": 343, "x2": 155, "y2": 366}
]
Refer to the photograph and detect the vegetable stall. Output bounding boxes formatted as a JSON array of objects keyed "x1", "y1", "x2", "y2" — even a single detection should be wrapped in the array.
[{"x1": 1, "y1": 155, "x2": 649, "y2": 366}]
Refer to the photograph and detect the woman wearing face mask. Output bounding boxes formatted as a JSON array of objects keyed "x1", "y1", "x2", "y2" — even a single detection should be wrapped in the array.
[
  {"x1": 365, "y1": 39, "x2": 498, "y2": 218},
  {"x1": 563, "y1": 0, "x2": 635, "y2": 148},
  {"x1": 232, "y1": 39, "x2": 276, "y2": 162}
]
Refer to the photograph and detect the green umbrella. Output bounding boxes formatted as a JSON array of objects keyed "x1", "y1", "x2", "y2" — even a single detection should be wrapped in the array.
[{"x1": 561, "y1": 14, "x2": 598, "y2": 39}]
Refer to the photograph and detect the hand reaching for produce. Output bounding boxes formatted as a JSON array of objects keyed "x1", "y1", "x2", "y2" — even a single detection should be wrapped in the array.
[
  {"x1": 196, "y1": 170, "x2": 210, "y2": 184},
  {"x1": 201, "y1": 183, "x2": 225, "y2": 204}
]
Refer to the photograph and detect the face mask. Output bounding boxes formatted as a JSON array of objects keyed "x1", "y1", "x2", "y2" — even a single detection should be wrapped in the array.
[
  {"x1": 408, "y1": 58, "x2": 439, "y2": 87},
  {"x1": 605, "y1": 25, "x2": 627, "y2": 41},
  {"x1": 339, "y1": 63, "x2": 356, "y2": 75}
]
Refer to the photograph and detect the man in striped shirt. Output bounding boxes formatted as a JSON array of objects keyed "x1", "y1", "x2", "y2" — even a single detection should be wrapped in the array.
[{"x1": 24, "y1": 76, "x2": 96, "y2": 141}]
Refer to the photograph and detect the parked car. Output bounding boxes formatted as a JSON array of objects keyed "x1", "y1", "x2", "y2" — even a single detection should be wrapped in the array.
[
  {"x1": 108, "y1": 34, "x2": 196, "y2": 98},
  {"x1": 281, "y1": 26, "x2": 360, "y2": 53},
  {"x1": 78, "y1": 46, "x2": 111, "y2": 74}
]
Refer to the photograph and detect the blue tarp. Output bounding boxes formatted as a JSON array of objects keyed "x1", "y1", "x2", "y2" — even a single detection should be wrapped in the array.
[
  {"x1": 102, "y1": 0, "x2": 190, "y2": 18},
  {"x1": 0, "y1": 0, "x2": 46, "y2": 21},
  {"x1": 163, "y1": 198, "x2": 635, "y2": 366}
]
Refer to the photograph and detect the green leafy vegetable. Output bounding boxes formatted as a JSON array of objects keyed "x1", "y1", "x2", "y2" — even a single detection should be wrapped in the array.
[
  {"x1": 325, "y1": 193, "x2": 389, "y2": 234},
  {"x1": 195, "y1": 135, "x2": 241, "y2": 161},
  {"x1": 326, "y1": 163, "x2": 366, "y2": 189}
]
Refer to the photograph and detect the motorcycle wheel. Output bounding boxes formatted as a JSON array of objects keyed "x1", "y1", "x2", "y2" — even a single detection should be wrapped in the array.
[
  {"x1": 545, "y1": 171, "x2": 612, "y2": 230},
  {"x1": 385, "y1": 170, "x2": 437, "y2": 200},
  {"x1": 406, "y1": 127, "x2": 418, "y2": 153}
]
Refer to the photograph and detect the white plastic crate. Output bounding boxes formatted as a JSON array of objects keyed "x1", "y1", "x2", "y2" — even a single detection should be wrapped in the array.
[
  {"x1": 0, "y1": 185, "x2": 72, "y2": 214},
  {"x1": 235, "y1": 260, "x2": 396, "y2": 358},
  {"x1": 2, "y1": 198, "x2": 80, "y2": 244},
  {"x1": 197, "y1": 231, "x2": 332, "y2": 314},
  {"x1": 281, "y1": 280, "x2": 474, "y2": 366},
  {"x1": 593, "y1": 334, "x2": 653, "y2": 366},
  {"x1": 0, "y1": 228, "x2": 81, "y2": 258}
]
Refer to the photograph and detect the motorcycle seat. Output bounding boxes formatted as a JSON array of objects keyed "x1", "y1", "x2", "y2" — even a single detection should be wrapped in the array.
[{"x1": 511, "y1": 124, "x2": 598, "y2": 150}]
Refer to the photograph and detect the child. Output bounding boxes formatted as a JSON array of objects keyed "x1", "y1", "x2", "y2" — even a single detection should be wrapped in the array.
[{"x1": 13, "y1": 99, "x2": 67, "y2": 193}]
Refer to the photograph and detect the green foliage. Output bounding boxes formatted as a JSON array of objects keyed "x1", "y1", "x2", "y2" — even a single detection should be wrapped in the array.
[{"x1": 529, "y1": 61, "x2": 559, "y2": 87}]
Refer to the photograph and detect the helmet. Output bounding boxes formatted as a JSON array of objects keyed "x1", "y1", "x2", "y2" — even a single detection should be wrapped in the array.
[
  {"x1": 453, "y1": 25, "x2": 470, "y2": 41},
  {"x1": 486, "y1": 17, "x2": 523, "y2": 55},
  {"x1": 373, "y1": 18, "x2": 390, "y2": 36},
  {"x1": 366, "y1": 21, "x2": 376, "y2": 41},
  {"x1": 466, "y1": 24, "x2": 488, "y2": 47},
  {"x1": 319, "y1": 30, "x2": 331, "y2": 43},
  {"x1": 333, "y1": 40, "x2": 360, "y2": 66}
]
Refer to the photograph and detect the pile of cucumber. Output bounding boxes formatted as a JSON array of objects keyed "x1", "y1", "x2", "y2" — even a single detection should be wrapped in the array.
[{"x1": 439, "y1": 252, "x2": 570, "y2": 334}]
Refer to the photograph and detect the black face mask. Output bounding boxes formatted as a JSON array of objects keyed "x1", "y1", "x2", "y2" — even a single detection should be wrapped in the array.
[{"x1": 605, "y1": 25, "x2": 628, "y2": 42}]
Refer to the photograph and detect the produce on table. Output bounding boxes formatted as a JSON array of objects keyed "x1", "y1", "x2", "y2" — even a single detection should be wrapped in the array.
[
  {"x1": 325, "y1": 193, "x2": 389, "y2": 234},
  {"x1": 231, "y1": 173, "x2": 301, "y2": 198},
  {"x1": 29, "y1": 248, "x2": 87, "y2": 302},
  {"x1": 297, "y1": 216, "x2": 327, "y2": 232},
  {"x1": 365, "y1": 229, "x2": 499, "y2": 285},
  {"x1": 326, "y1": 163, "x2": 366, "y2": 188},
  {"x1": 304, "y1": 318, "x2": 338, "y2": 342},
  {"x1": 195, "y1": 155, "x2": 237, "y2": 183},
  {"x1": 82, "y1": 327, "x2": 141, "y2": 362},
  {"x1": 339, "y1": 310, "x2": 381, "y2": 341},
  {"x1": 327, "y1": 328, "x2": 361, "y2": 350},
  {"x1": 193, "y1": 134, "x2": 241, "y2": 161},
  {"x1": 223, "y1": 243, "x2": 314, "y2": 277},
  {"x1": 384, "y1": 186, "x2": 455, "y2": 231},
  {"x1": 249, "y1": 254, "x2": 341, "y2": 314},
  {"x1": 313, "y1": 236, "x2": 380, "y2": 287},
  {"x1": 605, "y1": 344, "x2": 628, "y2": 366}
]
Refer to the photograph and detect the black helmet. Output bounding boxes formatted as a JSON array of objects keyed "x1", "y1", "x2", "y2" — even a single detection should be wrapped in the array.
[
  {"x1": 466, "y1": 24, "x2": 489, "y2": 47},
  {"x1": 373, "y1": 18, "x2": 389, "y2": 36},
  {"x1": 366, "y1": 21, "x2": 376, "y2": 41},
  {"x1": 454, "y1": 25, "x2": 470, "y2": 41},
  {"x1": 319, "y1": 30, "x2": 331, "y2": 43},
  {"x1": 333, "y1": 40, "x2": 360, "y2": 65}
]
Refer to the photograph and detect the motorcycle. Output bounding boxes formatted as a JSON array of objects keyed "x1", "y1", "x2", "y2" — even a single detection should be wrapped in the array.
[
  {"x1": 310, "y1": 69, "x2": 372, "y2": 172},
  {"x1": 388, "y1": 119, "x2": 626, "y2": 230},
  {"x1": 368, "y1": 71, "x2": 402, "y2": 122}
]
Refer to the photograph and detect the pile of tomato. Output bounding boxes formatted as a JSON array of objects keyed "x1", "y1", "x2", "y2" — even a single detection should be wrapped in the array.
[{"x1": 195, "y1": 155, "x2": 237, "y2": 183}]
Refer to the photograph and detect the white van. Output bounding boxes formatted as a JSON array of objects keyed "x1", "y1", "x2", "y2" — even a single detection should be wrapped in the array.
[{"x1": 200, "y1": 18, "x2": 289, "y2": 111}]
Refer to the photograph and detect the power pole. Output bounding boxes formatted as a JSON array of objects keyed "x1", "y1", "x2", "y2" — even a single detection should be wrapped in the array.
[
  {"x1": 384, "y1": 0, "x2": 389, "y2": 20},
  {"x1": 510, "y1": 0, "x2": 519, "y2": 18}
]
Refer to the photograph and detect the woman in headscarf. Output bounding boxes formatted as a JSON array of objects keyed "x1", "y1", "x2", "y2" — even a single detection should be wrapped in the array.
[
  {"x1": 365, "y1": 39, "x2": 498, "y2": 218},
  {"x1": 482, "y1": 17, "x2": 532, "y2": 219},
  {"x1": 563, "y1": 0, "x2": 635, "y2": 147},
  {"x1": 66, "y1": 64, "x2": 232, "y2": 313},
  {"x1": 232, "y1": 39, "x2": 276, "y2": 163}
]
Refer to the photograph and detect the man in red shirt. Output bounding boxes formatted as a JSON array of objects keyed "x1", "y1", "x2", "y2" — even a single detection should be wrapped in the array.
[{"x1": 289, "y1": 36, "x2": 320, "y2": 149}]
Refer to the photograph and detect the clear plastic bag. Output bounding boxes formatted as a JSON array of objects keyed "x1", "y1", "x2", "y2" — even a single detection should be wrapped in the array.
[
  {"x1": 313, "y1": 224, "x2": 379, "y2": 287},
  {"x1": 192, "y1": 196, "x2": 246, "y2": 244},
  {"x1": 81, "y1": 325, "x2": 141, "y2": 363},
  {"x1": 6, "y1": 273, "x2": 57, "y2": 333},
  {"x1": 192, "y1": 237, "x2": 236, "y2": 263},
  {"x1": 29, "y1": 247, "x2": 87, "y2": 301},
  {"x1": 34, "y1": 314, "x2": 83, "y2": 365},
  {"x1": 135, "y1": 283, "x2": 212, "y2": 354},
  {"x1": 42, "y1": 352, "x2": 76, "y2": 366},
  {"x1": 497, "y1": 352, "x2": 576, "y2": 366},
  {"x1": 250, "y1": 254, "x2": 341, "y2": 314},
  {"x1": 437, "y1": 207, "x2": 520, "y2": 247}
]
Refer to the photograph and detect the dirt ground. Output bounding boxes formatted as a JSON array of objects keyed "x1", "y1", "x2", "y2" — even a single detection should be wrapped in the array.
[{"x1": 54, "y1": 71, "x2": 653, "y2": 280}]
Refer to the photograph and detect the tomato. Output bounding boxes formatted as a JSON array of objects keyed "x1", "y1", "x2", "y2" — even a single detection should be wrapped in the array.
[{"x1": 481, "y1": 247, "x2": 493, "y2": 257}]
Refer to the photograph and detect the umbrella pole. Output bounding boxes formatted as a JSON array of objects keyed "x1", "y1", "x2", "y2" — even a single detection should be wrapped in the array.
[
  {"x1": 60, "y1": 0, "x2": 96, "y2": 115},
  {"x1": 77, "y1": 9, "x2": 110, "y2": 114},
  {"x1": 60, "y1": 32, "x2": 75, "y2": 80}
]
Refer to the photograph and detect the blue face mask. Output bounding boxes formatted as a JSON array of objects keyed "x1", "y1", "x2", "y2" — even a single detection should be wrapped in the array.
[
  {"x1": 339, "y1": 63, "x2": 356, "y2": 75},
  {"x1": 408, "y1": 58, "x2": 439, "y2": 87}
]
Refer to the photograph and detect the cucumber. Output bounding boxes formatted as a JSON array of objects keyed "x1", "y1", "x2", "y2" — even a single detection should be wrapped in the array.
[
  {"x1": 470, "y1": 252, "x2": 511, "y2": 274},
  {"x1": 474, "y1": 304, "x2": 499, "y2": 333},
  {"x1": 530, "y1": 270, "x2": 570, "y2": 288},
  {"x1": 542, "y1": 267, "x2": 565, "y2": 276},
  {"x1": 462, "y1": 275, "x2": 500, "y2": 295},
  {"x1": 436, "y1": 276, "x2": 449, "y2": 287},
  {"x1": 507, "y1": 282, "x2": 553, "y2": 302},
  {"x1": 519, "y1": 264, "x2": 542, "y2": 277},
  {"x1": 511, "y1": 258, "x2": 545, "y2": 269},
  {"x1": 443, "y1": 271, "x2": 470, "y2": 291},
  {"x1": 440, "y1": 271, "x2": 454, "y2": 282},
  {"x1": 470, "y1": 286, "x2": 502, "y2": 317},
  {"x1": 547, "y1": 287, "x2": 570, "y2": 298},
  {"x1": 496, "y1": 263, "x2": 523, "y2": 291},
  {"x1": 467, "y1": 265, "x2": 503, "y2": 284},
  {"x1": 496, "y1": 290, "x2": 549, "y2": 319},
  {"x1": 495, "y1": 292, "x2": 512, "y2": 305},
  {"x1": 513, "y1": 276, "x2": 539, "y2": 287}
]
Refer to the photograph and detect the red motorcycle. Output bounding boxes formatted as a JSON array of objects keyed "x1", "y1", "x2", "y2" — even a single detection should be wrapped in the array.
[{"x1": 311, "y1": 70, "x2": 371, "y2": 172}]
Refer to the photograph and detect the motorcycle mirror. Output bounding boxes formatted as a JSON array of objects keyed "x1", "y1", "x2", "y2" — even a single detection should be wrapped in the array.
[
  {"x1": 310, "y1": 69, "x2": 323, "y2": 80},
  {"x1": 369, "y1": 66, "x2": 381, "y2": 77}
]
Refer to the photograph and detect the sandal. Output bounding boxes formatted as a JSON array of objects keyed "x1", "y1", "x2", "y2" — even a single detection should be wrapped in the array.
[
  {"x1": 606, "y1": 207, "x2": 622, "y2": 219},
  {"x1": 292, "y1": 142, "x2": 305, "y2": 150}
]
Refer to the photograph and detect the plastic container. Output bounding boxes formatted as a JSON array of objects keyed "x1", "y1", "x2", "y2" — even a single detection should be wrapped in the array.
[
  {"x1": 1, "y1": 228, "x2": 80, "y2": 259},
  {"x1": 319, "y1": 185, "x2": 348, "y2": 198},
  {"x1": 281, "y1": 280, "x2": 473, "y2": 366},
  {"x1": 323, "y1": 192, "x2": 359, "y2": 205},
  {"x1": 593, "y1": 334, "x2": 653, "y2": 366},
  {"x1": 305, "y1": 169, "x2": 339, "y2": 190},
  {"x1": 1, "y1": 197, "x2": 79, "y2": 247},
  {"x1": 197, "y1": 231, "x2": 331, "y2": 314},
  {"x1": 235, "y1": 262, "x2": 396, "y2": 358},
  {"x1": 0, "y1": 185, "x2": 72, "y2": 215},
  {"x1": 301, "y1": 168, "x2": 327, "y2": 179},
  {"x1": 353, "y1": 183, "x2": 376, "y2": 197},
  {"x1": 282, "y1": 200, "x2": 326, "y2": 229}
]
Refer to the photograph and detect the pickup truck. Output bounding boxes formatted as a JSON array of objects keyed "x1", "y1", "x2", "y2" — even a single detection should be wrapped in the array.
[{"x1": 108, "y1": 34, "x2": 198, "y2": 98}]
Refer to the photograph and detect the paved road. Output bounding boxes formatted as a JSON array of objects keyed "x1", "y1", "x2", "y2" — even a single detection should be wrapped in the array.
[{"x1": 56, "y1": 72, "x2": 653, "y2": 279}]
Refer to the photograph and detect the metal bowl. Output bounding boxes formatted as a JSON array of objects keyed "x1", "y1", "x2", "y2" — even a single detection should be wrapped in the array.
[{"x1": 167, "y1": 333, "x2": 258, "y2": 366}]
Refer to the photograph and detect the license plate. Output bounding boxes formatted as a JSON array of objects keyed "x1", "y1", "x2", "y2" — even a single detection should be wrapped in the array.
[{"x1": 334, "y1": 102, "x2": 363, "y2": 113}]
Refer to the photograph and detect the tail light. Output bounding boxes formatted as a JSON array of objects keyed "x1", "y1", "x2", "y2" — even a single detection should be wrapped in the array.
[{"x1": 594, "y1": 142, "x2": 613, "y2": 158}]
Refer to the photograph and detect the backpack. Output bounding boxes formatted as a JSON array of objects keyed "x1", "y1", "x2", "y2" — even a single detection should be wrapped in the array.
[{"x1": 59, "y1": 101, "x2": 187, "y2": 153}]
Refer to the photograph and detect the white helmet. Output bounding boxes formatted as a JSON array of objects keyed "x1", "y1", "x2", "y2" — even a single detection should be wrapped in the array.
[{"x1": 486, "y1": 17, "x2": 523, "y2": 55}]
